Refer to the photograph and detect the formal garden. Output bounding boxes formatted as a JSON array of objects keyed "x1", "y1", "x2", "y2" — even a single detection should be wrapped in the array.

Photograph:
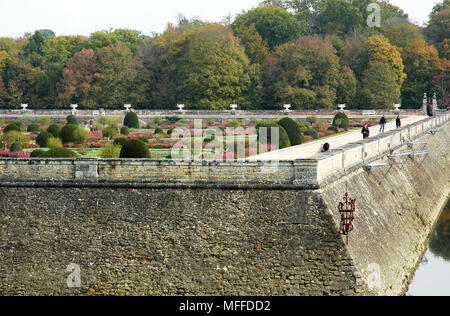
[{"x1": 0, "y1": 112, "x2": 379, "y2": 160}]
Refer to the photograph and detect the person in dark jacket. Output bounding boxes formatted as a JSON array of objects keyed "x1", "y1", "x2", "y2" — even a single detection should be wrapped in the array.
[
  {"x1": 396, "y1": 116, "x2": 401, "y2": 128},
  {"x1": 379, "y1": 115, "x2": 386, "y2": 133},
  {"x1": 362, "y1": 124, "x2": 370, "y2": 139}
]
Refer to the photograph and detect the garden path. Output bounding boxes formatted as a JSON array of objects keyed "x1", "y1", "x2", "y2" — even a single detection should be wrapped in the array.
[{"x1": 247, "y1": 115, "x2": 426, "y2": 161}]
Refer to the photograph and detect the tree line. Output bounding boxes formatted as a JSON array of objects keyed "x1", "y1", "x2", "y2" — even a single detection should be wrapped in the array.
[{"x1": 0, "y1": 0, "x2": 448, "y2": 110}]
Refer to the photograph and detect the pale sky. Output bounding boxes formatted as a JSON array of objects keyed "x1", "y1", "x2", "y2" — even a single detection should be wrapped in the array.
[{"x1": 0, "y1": 0, "x2": 442, "y2": 38}]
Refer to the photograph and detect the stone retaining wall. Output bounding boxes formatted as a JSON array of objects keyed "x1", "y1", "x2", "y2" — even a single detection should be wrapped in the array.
[{"x1": 0, "y1": 113, "x2": 448, "y2": 296}]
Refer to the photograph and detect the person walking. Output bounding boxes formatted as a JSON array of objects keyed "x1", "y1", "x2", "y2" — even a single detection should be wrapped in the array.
[
  {"x1": 396, "y1": 116, "x2": 401, "y2": 129},
  {"x1": 362, "y1": 124, "x2": 370, "y2": 139},
  {"x1": 379, "y1": 115, "x2": 386, "y2": 133}
]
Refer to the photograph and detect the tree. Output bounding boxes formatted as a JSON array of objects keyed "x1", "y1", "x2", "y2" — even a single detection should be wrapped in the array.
[
  {"x1": 360, "y1": 61, "x2": 400, "y2": 109},
  {"x1": 365, "y1": 35, "x2": 406, "y2": 86},
  {"x1": 381, "y1": 23, "x2": 425, "y2": 54},
  {"x1": 401, "y1": 40, "x2": 442, "y2": 107},
  {"x1": 424, "y1": 7, "x2": 450, "y2": 47},
  {"x1": 86, "y1": 29, "x2": 145, "y2": 54},
  {"x1": 232, "y1": 5, "x2": 305, "y2": 50},
  {"x1": 139, "y1": 23, "x2": 260, "y2": 110},
  {"x1": 1, "y1": 57, "x2": 35, "y2": 108},
  {"x1": 429, "y1": 0, "x2": 449, "y2": 19},
  {"x1": 262, "y1": 36, "x2": 340, "y2": 109},
  {"x1": 336, "y1": 66, "x2": 357, "y2": 106},
  {"x1": 22, "y1": 29, "x2": 55, "y2": 67},
  {"x1": 57, "y1": 49, "x2": 103, "y2": 108},
  {"x1": 96, "y1": 42, "x2": 141, "y2": 107},
  {"x1": 315, "y1": 0, "x2": 363, "y2": 36},
  {"x1": 233, "y1": 23, "x2": 270, "y2": 65}
]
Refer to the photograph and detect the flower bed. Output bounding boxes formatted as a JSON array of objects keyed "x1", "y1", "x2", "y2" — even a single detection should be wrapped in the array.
[{"x1": 0, "y1": 149, "x2": 31, "y2": 158}]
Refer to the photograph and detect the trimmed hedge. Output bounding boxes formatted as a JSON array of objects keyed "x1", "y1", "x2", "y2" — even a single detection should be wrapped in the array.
[
  {"x1": 36, "y1": 131, "x2": 53, "y2": 147},
  {"x1": 39, "y1": 147, "x2": 78, "y2": 158},
  {"x1": 102, "y1": 125, "x2": 119, "y2": 139},
  {"x1": 47, "y1": 124, "x2": 61, "y2": 138},
  {"x1": 60, "y1": 124, "x2": 78, "y2": 144},
  {"x1": 10, "y1": 141, "x2": 23, "y2": 152},
  {"x1": 332, "y1": 112, "x2": 350, "y2": 131},
  {"x1": 66, "y1": 115, "x2": 79, "y2": 126},
  {"x1": 27, "y1": 123, "x2": 40, "y2": 133},
  {"x1": 30, "y1": 149, "x2": 45, "y2": 157},
  {"x1": 327, "y1": 126, "x2": 339, "y2": 133},
  {"x1": 119, "y1": 139, "x2": 151, "y2": 158},
  {"x1": 123, "y1": 112, "x2": 140, "y2": 129},
  {"x1": 257, "y1": 122, "x2": 291, "y2": 149},
  {"x1": 277, "y1": 117, "x2": 304, "y2": 146},
  {"x1": 120, "y1": 126, "x2": 130, "y2": 136},
  {"x1": 3, "y1": 123, "x2": 21, "y2": 133},
  {"x1": 113, "y1": 137, "x2": 127, "y2": 146},
  {"x1": 12, "y1": 120, "x2": 24, "y2": 130},
  {"x1": 304, "y1": 128, "x2": 319, "y2": 140}
]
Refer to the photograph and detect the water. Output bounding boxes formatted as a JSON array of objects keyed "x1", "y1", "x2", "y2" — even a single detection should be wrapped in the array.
[{"x1": 407, "y1": 197, "x2": 450, "y2": 296}]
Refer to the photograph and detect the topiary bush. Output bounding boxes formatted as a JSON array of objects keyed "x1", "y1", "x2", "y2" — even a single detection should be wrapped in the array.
[
  {"x1": 99, "y1": 144, "x2": 121, "y2": 158},
  {"x1": 120, "y1": 126, "x2": 130, "y2": 136},
  {"x1": 47, "y1": 124, "x2": 61, "y2": 138},
  {"x1": 73, "y1": 127, "x2": 91, "y2": 144},
  {"x1": 332, "y1": 112, "x2": 350, "y2": 131},
  {"x1": 3, "y1": 123, "x2": 21, "y2": 133},
  {"x1": 30, "y1": 149, "x2": 45, "y2": 157},
  {"x1": 277, "y1": 117, "x2": 304, "y2": 146},
  {"x1": 119, "y1": 139, "x2": 151, "y2": 158},
  {"x1": 36, "y1": 131, "x2": 53, "y2": 147},
  {"x1": 154, "y1": 127, "x2": 164, "y2": 134},
  {"x1": 27, "y1": 123, "x2": 40, "y2": 133},
  {"x1": 226, "y1": 120, "x2": 241, "y2": 128},
  {"x1": 39, "y1": 147, "x2": 78, "y2": 158},
  {"x1": 66, "y1": 115, "x2": 79, "y2": 126},
  {"x1": 123, "y1": 112, "x2": 140, "y2": 129},
  {"x1": 306, "y1": 116, "x2": 318, "y2": 124},
  {"x1": 60, "y1": 124, "x2": 78, "y2": 144},
  {"x1": 257, "y1": 122, "x2": 291, "y2": 149},
  {"x1": 102, "y1": 125, "x2": 119, "y2": 139},
  {"x1": 113, "y1": 137, "x2": 127, "y2": 146},
  {"x1": 138, "y1": 136, "x2": 149, "y2": 143},
  {"x1": 10, "y1": 141, "x2": 23, "y2": 152},
  {"x1": 304, "y1": 128, "x2": 319, "y2": 139},
  {"x1": 47, "y1": 138, "x2": 63, "y2": 149},
  {"x1": 327, "y1": 126, "x2": 339, "y2": 133},
  {"x1": 12, "y1": 120, "x2": 24, "y2": 130}
]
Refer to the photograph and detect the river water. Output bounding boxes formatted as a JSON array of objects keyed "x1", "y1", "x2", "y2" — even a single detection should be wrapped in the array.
[{"x1": 406, "y1": 197, "x2": 450, "y2": 296}]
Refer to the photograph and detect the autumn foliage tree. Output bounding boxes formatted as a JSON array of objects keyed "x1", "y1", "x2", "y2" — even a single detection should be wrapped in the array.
[
  {"x1": 262, "y1": 36, "x2": 341, "y2": 109},
  {"x1": 57, "y1": 48, "x2": 103, "y2": 108}
]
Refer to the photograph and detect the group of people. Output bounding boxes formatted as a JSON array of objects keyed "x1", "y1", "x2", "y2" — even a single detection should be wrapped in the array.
[
  {"x1": 320, "y1": 114, "x2": 403, "y2": 153},
  {"x1": 361, "y1": 115, "x2": 402, "y2": 139}
]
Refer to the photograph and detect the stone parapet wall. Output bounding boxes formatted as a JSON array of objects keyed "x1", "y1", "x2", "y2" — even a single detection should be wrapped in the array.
[{"x1": 0, "y1": 113, "x2": 448, "y2": 189}]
